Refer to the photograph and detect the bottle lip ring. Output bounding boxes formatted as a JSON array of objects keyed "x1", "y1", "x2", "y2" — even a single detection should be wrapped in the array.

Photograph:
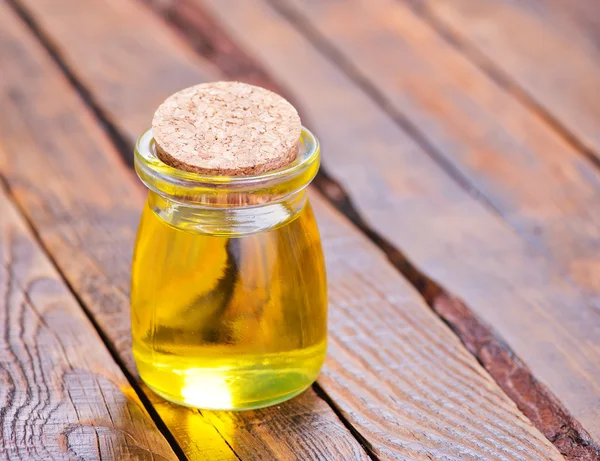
[{"x1": 134, "y1": 126, "x2": 320, "y2": 188}]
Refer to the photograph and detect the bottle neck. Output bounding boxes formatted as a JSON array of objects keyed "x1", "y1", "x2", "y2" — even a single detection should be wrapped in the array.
[
  {"x1": 148, "y1": 189, "x2": 308, "y2": 236},
  {"x1": 135, "y1": 127, "x2": 320, "y2": 236}
]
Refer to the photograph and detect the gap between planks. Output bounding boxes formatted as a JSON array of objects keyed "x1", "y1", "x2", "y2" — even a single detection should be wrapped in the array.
[
  {"x1": 0, "y1": 0, "x2": 580, "y2": 456},
  {"x1": 140, "y1": 0, "x2": 600, "y2": 458},
  {"x1": 5, "y1": 0, "x2": 135, "y2": 170},
  {"x1": 312, "y1": 382, "x2": 380, "y2": 459},
  {"x1": 0, "y1": 1, "x2": 429, "y2": 457},
  {"x1": 0, "y1": 177, "x2": 178, "y2": 459},
  {"x1": 2, "y1": 1, "x2": 182, "y2": 458},
  {"x1": 0, "y1": 144, "x2": 187, "y2": 460},
  {"x1": 1, "y1": 1, "x2": 377, "y2": 459},
  {"x1": 34, "y1": 0, "x2": 592, "y2": 454},
  {"x1": 265, "y1": 0, "x2": 511, "y2": 224},
  {"x1": 404, "y1": 0, "x2": 600, "y2": 171},
  {"x1": 26, "y1": 0, "x2": 590, "y2": 454},
  {"x1": 312, "y1": 173, "x2": 600, "y2": 460}
]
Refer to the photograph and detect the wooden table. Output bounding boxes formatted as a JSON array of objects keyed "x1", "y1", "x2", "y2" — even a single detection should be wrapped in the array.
[{"x1": 1, "y1": 0, "x2": 599, "y2": 459}]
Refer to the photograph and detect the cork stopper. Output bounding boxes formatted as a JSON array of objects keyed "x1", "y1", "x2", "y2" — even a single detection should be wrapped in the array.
[{"x1": 152, "y1": 81, "x2": 302, "y2": 176}]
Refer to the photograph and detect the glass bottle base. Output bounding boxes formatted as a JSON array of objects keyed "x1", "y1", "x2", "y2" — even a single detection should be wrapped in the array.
[
  {"x1": 145, "y1": 381, "x2": 313, "y2": 411},
  {"x1": 134, "y1": 341, "x2": 325, "y2": 411}
]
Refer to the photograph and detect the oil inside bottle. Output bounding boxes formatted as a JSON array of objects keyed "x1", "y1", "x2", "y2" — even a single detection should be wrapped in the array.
[{"x1": 131, "y1": 195, "x2": 327, "y2": 410}]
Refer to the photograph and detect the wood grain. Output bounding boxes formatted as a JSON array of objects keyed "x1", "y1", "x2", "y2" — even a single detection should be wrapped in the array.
[
  {"x1": 147, "y1": 384, "x2": 370, "y2": 461},
  {"x1": 312, "y1": 194, "x2": 563, "y2": 461},
  {"x1": 0, "y1": 2, "x2": 370, "y2": 460},
  {"x1": 125, "y1": 9, "x2": 598, "y2": 455},
  {"x1": 0, "y1": 187, "x2": 176, "y2": 459},
  {"x1": 414, "y1": 0, "x2": 600, "y2": 162},
  {"x1": 132, "y1": 5, "x2": 596, "y2": 455},
  {"x1": 269, "y1": 0, "x2": 600, "y2": 298},
  {"x1": 187, "y1": 0, "x2": 600, "y2": 449},
  {"x1": 156, "y1": 388, "x2": 370, "y2": 460},
  {"x1": 432, "y1": 293, "x2": 600, "y2": 461},
  {"x1": 297, "y1": 0, "x2": 600, "y2": 296},
  {"x1": 1, "y1": 0, "x2": 565, "y2": 459},
  {"x1": 8, "y1": 0, "x2": 220, "y2": 141}
]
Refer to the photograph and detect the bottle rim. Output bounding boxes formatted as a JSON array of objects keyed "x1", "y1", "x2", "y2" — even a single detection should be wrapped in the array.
[{"x1": 134, "y1": 127, "x2": 319, "y2": 194}]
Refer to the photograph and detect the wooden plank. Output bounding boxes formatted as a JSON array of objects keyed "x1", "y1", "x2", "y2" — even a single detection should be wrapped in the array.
[
  {"x1": 137, "y1": 8, "x2": 599, "y2": 454},
  {"x1": 174, "y1": 0, "x2": 600, "y2": 450},
  {"x1": 0, "y1": 2, "x2": 370, "y2": 460},
  {"x1": 0, "y1": 187, "x2": 177, "y2": 459},
  {"x1": 0, "y1": 0, "x2": 564, "y2": 459},
  {"x1": 148, "y1": 388, "x2": 371, "y2": 460},
  {"x1": 414, "y1": 0, "x2": 600, "y2": 162},
  {"x1": 270, "y1": 0, "x2": 600, "y2": 296},
  {"x1": 10, "y1": 0, "x2": 220, "y2": 141}
]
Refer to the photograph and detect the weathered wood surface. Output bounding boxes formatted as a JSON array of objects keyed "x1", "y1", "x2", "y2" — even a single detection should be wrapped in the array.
[
  {"x1": 132, "y1": 6, "x2": 597, "y2": 454},
  {"x1": 275, "y1": 0, "x2": 600, "y2": 296},
  {"x1": 0, "y1": 3, "x2": 369, "y2": 460},
  {"x1": 0, "y1": 188, "x2": 176, "y2": 459},
  {"x1": 1, "y1": 0, "x2": 564, "y2": 459},
  {"x1": 148, "y1": 387, "x2": 371, "y2": 460},
  {"x1": 414, "y1": 0, "x2": 600, "y2": 162},
  {"x1": 190, "y1": 0, "x2": 600, "y2": 449},
  {"x1": 9, "y1": 0, "x2": 219, "y2": 141}
]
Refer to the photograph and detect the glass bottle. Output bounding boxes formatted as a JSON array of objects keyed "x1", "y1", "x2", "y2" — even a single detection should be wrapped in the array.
[{"x1": 131, "y1": 127, "x2": 327, "y2": 410}]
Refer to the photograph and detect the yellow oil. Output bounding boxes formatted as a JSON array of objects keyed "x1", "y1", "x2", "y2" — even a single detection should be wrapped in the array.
[{"x1": 131, "y1": 196, "x2": 327, "y2": 410}]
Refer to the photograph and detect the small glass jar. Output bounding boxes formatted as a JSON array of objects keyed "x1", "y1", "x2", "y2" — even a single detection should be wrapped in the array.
[{"x1": 131, "y1": 128, "x2": 327, "y2": 410}]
